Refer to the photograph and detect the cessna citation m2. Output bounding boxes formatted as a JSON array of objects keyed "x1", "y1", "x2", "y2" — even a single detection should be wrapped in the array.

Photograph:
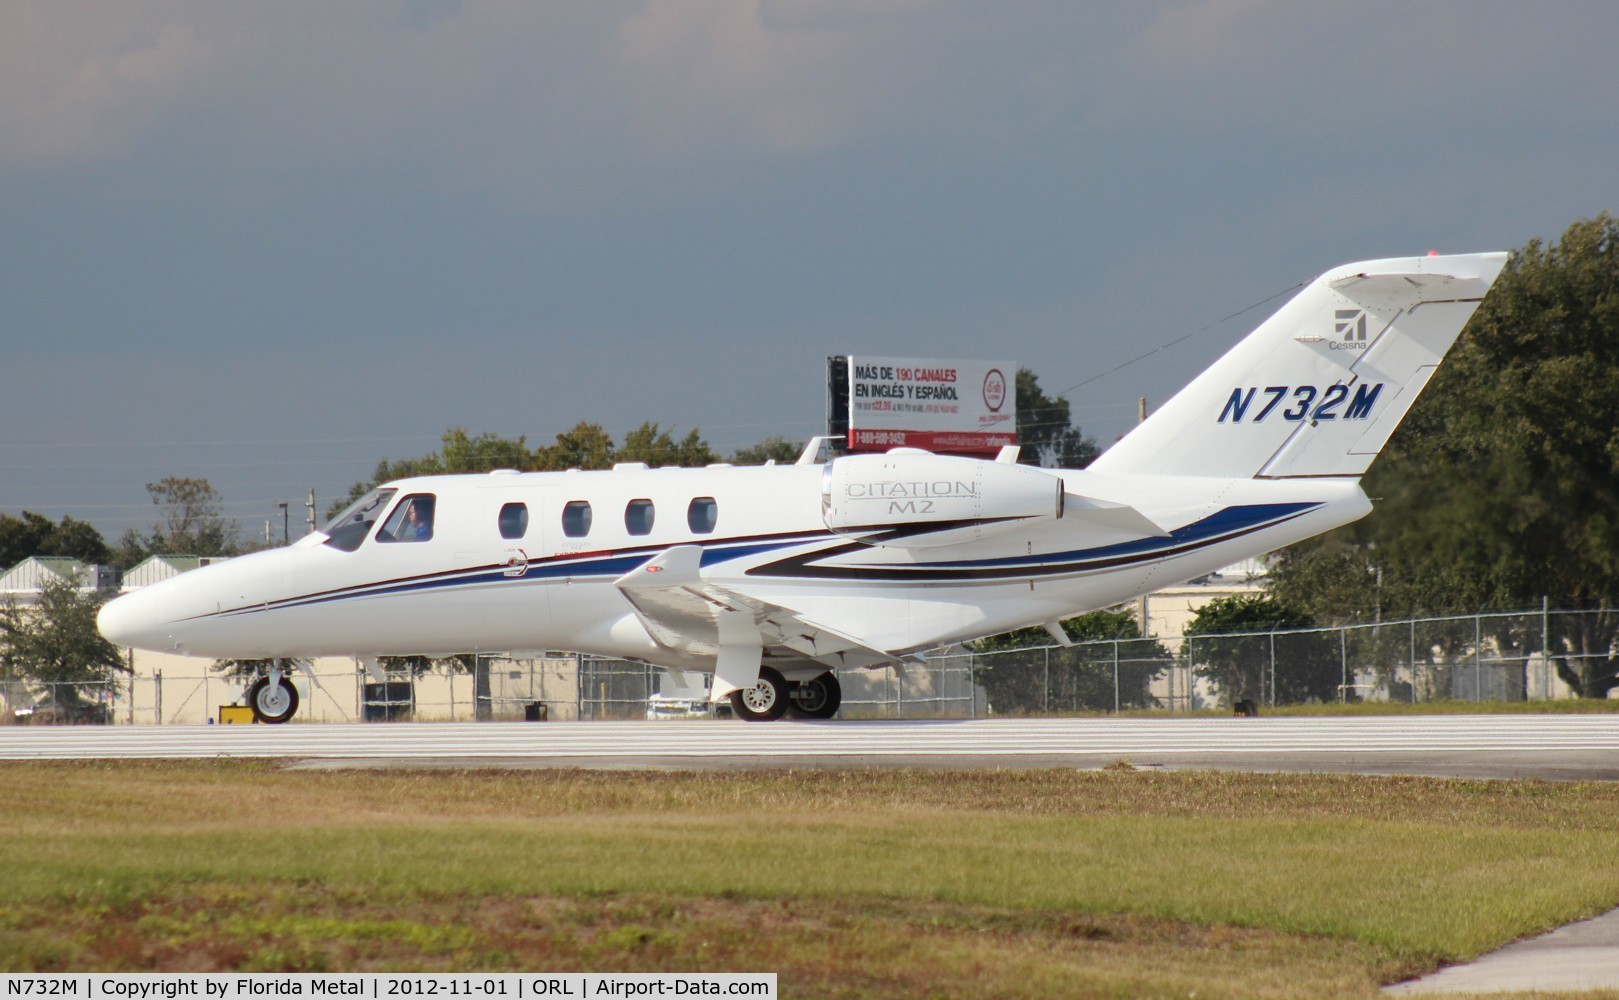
[{"x1": 99, "y1": 252, "x2": 1507, "y2": 722}]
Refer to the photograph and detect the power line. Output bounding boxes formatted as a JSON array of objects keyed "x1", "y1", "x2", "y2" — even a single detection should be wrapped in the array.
[
  {"x1": 0, "y1": 457, "x2": 385, "y2": 472},
  {"x1": 1051, "y1": 279, "x2": 1308, "y2": 400},
  {"x1": 0, "y1": 434, "x2": 443, "y2": 451}
]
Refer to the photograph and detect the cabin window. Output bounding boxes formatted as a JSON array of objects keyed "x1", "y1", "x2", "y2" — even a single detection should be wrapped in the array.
[
  {"x1": 562, "y1": 501, "x2": 593, "y2": 538},
  {"x1": 323, "y1": 488, "x2": 398, "y2": 552},
  {"x1": 687, "y1": 497, "x2": 718, "y2": 534},
  {"x1": 625, "y1": 499, "x2": 655, "y2": 536},
  {"x1": 499, "y1": 502, "x2": 528, "y2": 540},
  {"x1": 377, "y1": 494, "x2": 436, "y2": 543}
]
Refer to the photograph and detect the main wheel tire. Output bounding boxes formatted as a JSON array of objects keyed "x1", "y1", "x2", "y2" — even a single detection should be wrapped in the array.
[
  {"x1": 729, "y1": 666, "x2": 789, "y2": 722},
  {"x1": 790, "y1": 672, "x2": 842, "y2": 720},
  {"x1": 247, "y1": 676, "x2": 299, "y2": 724}
]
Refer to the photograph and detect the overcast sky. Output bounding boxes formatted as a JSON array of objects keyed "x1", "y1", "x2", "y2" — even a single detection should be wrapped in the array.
[{"x1": 3, "y1": 0, "x2": 1616, "y2": 544}]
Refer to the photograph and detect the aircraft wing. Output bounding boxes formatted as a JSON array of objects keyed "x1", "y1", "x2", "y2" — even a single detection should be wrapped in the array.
[{"x1": 613, "y1": 545, "x2": 905, "y2": 671}]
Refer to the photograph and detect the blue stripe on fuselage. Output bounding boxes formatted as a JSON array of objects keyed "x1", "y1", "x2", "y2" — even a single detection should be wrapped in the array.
[{"x1": 859, "y1": 502, "x2": 1322, "y2": 570}]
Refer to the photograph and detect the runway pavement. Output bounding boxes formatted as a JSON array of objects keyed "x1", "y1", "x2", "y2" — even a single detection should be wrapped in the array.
[{"x1": 1, "y1": 715, "x2": 1617, "y2": 779}]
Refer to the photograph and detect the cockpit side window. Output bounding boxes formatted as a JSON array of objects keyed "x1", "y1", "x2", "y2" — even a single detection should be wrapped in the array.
[
  {"x1": 377, "y1": 493, "x2": 437, "y2": 543},
  {"x1": 322, "y1": 488, "x2": 398, "y2": 552}
]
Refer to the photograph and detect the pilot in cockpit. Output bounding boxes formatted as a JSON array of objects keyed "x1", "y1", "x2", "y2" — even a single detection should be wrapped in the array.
[{"x1": 380, "y1": 495, "x2": 435, "y2": 542}]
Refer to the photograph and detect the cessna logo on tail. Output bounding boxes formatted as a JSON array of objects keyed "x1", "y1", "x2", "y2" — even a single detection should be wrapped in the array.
[
  {"x1": 1332, "y1": 309, "x2": 1368, "y2": 350},
  {"x1": 1218, "y1": 383, "x2": 1383, "y2": 423}
]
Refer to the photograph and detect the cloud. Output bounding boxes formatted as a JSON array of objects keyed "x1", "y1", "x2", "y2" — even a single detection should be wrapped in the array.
[
  {"x1": 613, "y1": 0, "x2": 860, "y2": 156},
  {"x1": 1135, "y1": 0, "x2": 1287, "y2": 65},
  {"x1": 0, "y1": 2, "x2": 1138, "y2": 206},
  {"x1": 0, "y1": 5, "x2": 213, "y2": 167},
  {"x1": 0, "y1": 1, "x2": 904, "y2": 193}
]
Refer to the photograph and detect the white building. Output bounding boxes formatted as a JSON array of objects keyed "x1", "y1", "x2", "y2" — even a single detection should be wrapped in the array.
[
  {"x1": 1140, "y1": 559, "x2": 1268, "y2": 638},
  {"x1": 0, "y1": 556, "x2": 118, "y2": 604},
  {"x1": 120, "y1": 555, "x2": 229, "y2": 591}
]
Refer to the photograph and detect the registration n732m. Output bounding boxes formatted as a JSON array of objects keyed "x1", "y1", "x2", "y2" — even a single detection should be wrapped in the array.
[{"x1": 1218, "y1": 383, "x2": 1382, "y2": 424}]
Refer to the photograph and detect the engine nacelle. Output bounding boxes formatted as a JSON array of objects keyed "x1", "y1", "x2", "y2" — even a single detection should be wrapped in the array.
[{"x1": 821, "y1": 449, "x2": 1064, "y2": 548}]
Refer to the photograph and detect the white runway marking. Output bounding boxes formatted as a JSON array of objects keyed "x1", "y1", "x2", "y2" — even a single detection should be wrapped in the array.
[{"x1": 1, "y1": 716, "x2": 1617, "y2": 765}]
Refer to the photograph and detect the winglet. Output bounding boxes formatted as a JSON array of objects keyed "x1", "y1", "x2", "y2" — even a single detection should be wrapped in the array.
[
  {"x1": 796, "y1": 436, "x2": 838, "y2": 466},
  {"x1": 614, "y1": 545, "x2": 703, "y2": 589}
]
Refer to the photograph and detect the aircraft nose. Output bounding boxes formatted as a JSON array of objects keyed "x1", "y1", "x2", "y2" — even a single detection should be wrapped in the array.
[{"x1": 97, "y1": 590, "x2": 168, "y2": 651}]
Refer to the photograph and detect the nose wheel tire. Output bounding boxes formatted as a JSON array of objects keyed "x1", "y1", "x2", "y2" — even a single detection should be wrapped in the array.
[
  {"x1": 790, "y1": 672, "x2": 842, "y2": 719},
  {"x1": 729, "y1": 666, "x2": 789, "y2": 722},
  {"x1": 247, "y1": 676, "x2": 299, "y2": 724}
]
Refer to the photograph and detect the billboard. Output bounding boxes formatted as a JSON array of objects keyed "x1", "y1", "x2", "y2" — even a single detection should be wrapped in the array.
[{"x1": 842, "y1": 356, "x2": 1017, "y2": 454}]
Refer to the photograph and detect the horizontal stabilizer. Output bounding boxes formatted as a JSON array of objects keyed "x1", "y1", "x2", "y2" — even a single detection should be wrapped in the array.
[{"x1": 1062, "y1": 494, "x2": 1171, "y2": 538}]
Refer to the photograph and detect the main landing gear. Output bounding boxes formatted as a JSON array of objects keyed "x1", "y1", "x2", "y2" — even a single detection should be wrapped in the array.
[
  {"x1": 728, "y1": 668, "x2": 841, "y2": 722},
  {"x1": 247, "y1": 661, "x2": 299, "y2": 724},
  {"x1": 790, "y1": 672, "x2": 842, "y2": 720}
]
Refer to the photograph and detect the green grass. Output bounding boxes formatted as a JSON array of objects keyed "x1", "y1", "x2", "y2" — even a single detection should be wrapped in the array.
[{"x1": 2, "y1": 762, "x2": 1618, "y2": 997}]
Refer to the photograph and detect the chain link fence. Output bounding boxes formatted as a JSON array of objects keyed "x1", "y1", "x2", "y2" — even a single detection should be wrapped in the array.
[{"x1": 2, "y1": 608, "x2": 1613, "y2": 724}]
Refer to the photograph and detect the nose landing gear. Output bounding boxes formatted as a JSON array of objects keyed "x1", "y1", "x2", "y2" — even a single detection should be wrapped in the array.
[{"x1": 247, "y1": 661, "x2": 300, "y2": 724}]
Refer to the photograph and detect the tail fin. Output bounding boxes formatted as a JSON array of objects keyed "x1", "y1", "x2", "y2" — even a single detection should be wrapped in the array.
[{"x1": 1088, "y1": 252, "x2": 1508, "y2": 479}]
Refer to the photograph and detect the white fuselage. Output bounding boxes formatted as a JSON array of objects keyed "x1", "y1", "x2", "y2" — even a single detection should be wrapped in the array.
[{"x1": 97, "y1": 461, "x2": 1369, "y2": 668}]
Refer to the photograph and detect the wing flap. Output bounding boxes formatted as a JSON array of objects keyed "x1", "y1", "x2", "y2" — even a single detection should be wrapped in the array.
[{"x1": 614, "y1": 545, "x2": 905, "y2": 670}]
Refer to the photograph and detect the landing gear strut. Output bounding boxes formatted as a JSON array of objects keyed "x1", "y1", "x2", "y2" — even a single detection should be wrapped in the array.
[
  {"x1": 789, "y1": 672, "x2": 842, "y2": 720},
  {"x1": 247, "y1": 661, "x2": 299, "y2": 724},
  {"x1": 729, "y1": 666, "x2": 789, "y2": 722}
]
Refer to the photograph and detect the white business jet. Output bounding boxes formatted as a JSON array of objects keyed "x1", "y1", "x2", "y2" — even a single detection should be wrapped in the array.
[{"x1": 99, "y1": 252, "x2": 1507, "y2": 722}]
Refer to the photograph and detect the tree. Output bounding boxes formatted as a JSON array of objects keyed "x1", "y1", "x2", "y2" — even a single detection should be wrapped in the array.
[
  {"x1": 440, "y1": 428, "x2": 534, "y2": 473},
  {"x1": 333, "y1": 423, "x2": 722, "y2": 517},
  {"x1": 374, "y1": 653, "x2": 475, "y2": 676},
  {"x1": 732, "y1": 436, "x2": 803, "y2": 465},
  {"x1": 1016, "y1": 368, "x2": 1098, "y2": 469},
  {"x1": 0, "y1": 576, "x2": 128, "y2": 712},
  {"x1": 117, "y1": 478, "x2": 238, "y2": 564},
  {"x1": 1185, "y1": 594, "x2": 1343, "y2": 706},
  {"x1": 1269, "y1": 214, "x2": 1619, "y2": 697},
  {"x1": 972, "y1": 609, "x2": 1169, "y2": 713},
  {"x1": 329, "y1": 429, "x2": 539, "y2": 518},
  {"x1": 211, "y1": 657, "x2": 312, "y2": 682},
  {"x1": 0, "y1": 512, "x2": 110, "y2": 569},
  {"x1": 537, "y1": 422, "x2": 617, "y2": 471},
  {"x1": 613, "y1": 423, "x2": 716, "y2": 468}
]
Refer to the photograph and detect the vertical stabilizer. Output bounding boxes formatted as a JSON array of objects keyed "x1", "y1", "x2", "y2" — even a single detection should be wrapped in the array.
[{"x1": 1087, "y1": 252, "x2": 1507, "y2": 479}]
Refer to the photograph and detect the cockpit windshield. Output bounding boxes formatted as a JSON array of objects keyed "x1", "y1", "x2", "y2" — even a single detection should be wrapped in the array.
[{"x1": 322, "y1": 488, "x2": 397, "y2": 552}]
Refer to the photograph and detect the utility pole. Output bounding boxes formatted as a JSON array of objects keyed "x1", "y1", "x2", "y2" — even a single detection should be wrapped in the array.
[
  {"x1": 306, "y1": 488, "x2": 317, "y2": 536},
  {"x1": 274, "y1": 502, "x2": 289, "y2": 545}
]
